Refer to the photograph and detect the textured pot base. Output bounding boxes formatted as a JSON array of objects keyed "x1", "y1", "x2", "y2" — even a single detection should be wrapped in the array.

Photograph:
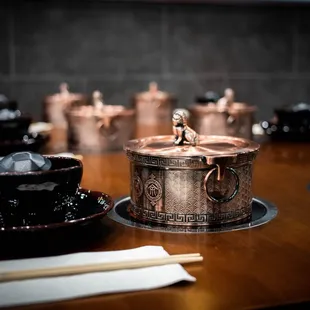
[{"x1": 108, "y1": 196, "x2": 278, "y2": 234}]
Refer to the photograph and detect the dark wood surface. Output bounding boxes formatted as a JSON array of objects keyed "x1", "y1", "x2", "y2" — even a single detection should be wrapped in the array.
[{"x1": 1, "y1": 132, "x2": 310, "y2": 310}]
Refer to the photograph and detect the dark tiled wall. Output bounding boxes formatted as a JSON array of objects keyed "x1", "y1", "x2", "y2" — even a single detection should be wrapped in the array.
[{"x1": 0, "y1": 0, "x2": 310, "y2": 121}]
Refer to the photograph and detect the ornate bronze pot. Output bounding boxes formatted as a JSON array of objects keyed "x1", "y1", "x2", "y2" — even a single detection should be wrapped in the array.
[
  {"x1": 131, "y1": 82, "x2": 177, "y2": 127},
  {"x1": 261, "y1": 102, "x2": 310, "y2": 141},
  {"x1": 43, "y1": 83, "x2": 88, "y2": 129},
  {"x1": 188, "y1": 89, "x2": 256, "y2": 140},
  {"x1": 66, "y1": 91, "x2": 135, "y2": 152},
  {"x1": 124, "y1": 109, "x2": 260, "y2": 227},
  {"x1": 43, "y1": 83, "x2": 88, "y2": 152}
]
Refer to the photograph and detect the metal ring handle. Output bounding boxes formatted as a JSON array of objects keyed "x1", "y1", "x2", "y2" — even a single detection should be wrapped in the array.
[
  {"x1": 203, "y1": 167, "x2": 239, "y2": 203},
  {"x1": 226, "y1": 115, "x2": 236, "y2": 125},
  {"x1": 97, "y1": 118, "x2": 119, "y2": 141}
]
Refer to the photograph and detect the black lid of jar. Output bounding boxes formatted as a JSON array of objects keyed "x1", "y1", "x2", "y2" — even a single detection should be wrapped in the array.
[
  {"x1": 195, "y1": 91, "x2": 219, "y2": 104},
  {"x1": 275, "y1": 102, "x2": 310, "y2": 113},
  {"x1": 0, "y1": 94, "x2": 18, "y2": 111}
]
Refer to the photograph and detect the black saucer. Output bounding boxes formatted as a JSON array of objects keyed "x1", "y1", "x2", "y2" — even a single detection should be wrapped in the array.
[
  {"x1": 0, "y1": 188, "x2": 114, "y2": 232},
  {"x1": 0, "y1": 132, "x2": 49, "y2": 156},
  {"x1": 108, "y1": 196, "x2": 278, "y2": 234}
]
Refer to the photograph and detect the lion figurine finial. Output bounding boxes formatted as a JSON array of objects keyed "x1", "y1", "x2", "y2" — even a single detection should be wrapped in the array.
[{"x1": 172, "y1": 109, "x2": 199, "y2": 146}]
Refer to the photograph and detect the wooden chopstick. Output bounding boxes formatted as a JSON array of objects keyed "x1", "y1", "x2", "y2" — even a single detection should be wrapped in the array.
[{"x1": 0, "y1": 253, "x2": 203, "y2": 283}]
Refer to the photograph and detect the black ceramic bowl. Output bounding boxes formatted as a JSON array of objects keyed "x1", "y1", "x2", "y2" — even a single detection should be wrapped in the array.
[{"x1": 0, "y1": 156, "x2": 83, "y2": 227}]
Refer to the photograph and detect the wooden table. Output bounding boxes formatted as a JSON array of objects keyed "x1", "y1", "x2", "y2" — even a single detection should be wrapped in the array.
[{"x1": 2, "y1": 136, "x2": 310, "y2": 310}]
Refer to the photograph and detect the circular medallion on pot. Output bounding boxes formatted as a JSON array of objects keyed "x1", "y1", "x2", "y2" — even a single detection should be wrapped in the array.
[
  {"x1": 144, "y1": 174, "x2": 163, "y2": 207},
  {"x1": 133, "y1": 172, "x2": 143, "y2": 199}
]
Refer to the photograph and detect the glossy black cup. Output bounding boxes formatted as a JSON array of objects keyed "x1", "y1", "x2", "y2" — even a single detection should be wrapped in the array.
[{"x1": 0, "y1": 156, "x2": 83, "y2": 227}]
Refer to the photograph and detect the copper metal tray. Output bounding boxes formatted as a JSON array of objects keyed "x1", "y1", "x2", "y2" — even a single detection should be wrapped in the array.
[{"x1": 108, "y1": 196, "x2": 278, "y2": 233}]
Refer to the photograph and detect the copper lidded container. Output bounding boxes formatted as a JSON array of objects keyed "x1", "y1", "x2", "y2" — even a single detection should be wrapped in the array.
[
  {"x1": 43, "y1": 83, "x2": 87, "y2": 129},
  {"x1": 132, "y1": 82, "x2": 177, "y2": 137},
  {"x1": 43, "y1": 83, "x2": 88, "y2": 152},
  {"x1": 124, "y1": 109, "x2": 260, "y2": 227},
  {"x1": 188, "y1": 88, "x2": 256, "y2": 140},
  {"x1": 66, "y1": 90, "x2": 136, "y2": 152}
]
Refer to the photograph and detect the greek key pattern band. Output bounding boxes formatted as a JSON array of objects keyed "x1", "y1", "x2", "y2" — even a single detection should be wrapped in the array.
[
  {"x1": 129, "y1": 203, "x2": 250, "y2": 225},
  {"x1": 126, "y1": 150, "x2": 257, "y2": 169}
]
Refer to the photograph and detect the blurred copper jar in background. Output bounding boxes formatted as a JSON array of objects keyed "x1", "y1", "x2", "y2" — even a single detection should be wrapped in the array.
[
  {"x1": 132, "y1": 82, "x2": 177, "y2": 137},
  {"x1": 188, "y1": 88, "x2": 257, "y2": 140},
  {"x1": 43, "y1": 83, "x2": 88, "y2": 152},
  {"x1": 66, "y1": 91, "x2": 135, "y2": 153},
  {"x1": 124, "y1": 109, "x2": 260, "y2": 227},
  {"x1": 43, "y1": 83, "x2": 88, "y2": 129}
]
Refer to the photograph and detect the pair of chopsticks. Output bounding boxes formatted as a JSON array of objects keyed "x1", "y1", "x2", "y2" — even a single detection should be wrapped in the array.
[{"x1": 0, "y1": 253, "x2": 203, "y2": 283}]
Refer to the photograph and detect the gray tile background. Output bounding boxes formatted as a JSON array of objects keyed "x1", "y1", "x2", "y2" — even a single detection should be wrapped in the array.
[{"x1": 0, "y1": 0, "x2": 309, "y2": 121}]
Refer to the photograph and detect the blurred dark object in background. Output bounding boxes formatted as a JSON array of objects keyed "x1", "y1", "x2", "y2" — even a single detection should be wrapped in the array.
[
  {"x1": 43, "y1": 83, "x2": 89, "y2": 130},
  {"x1": 1, "y1": 1, "x2": 310, "y2": 122},
  {"x1": 66, "y1": 90, "x2": 136, "y2": 153},
  {"x1": 194, "y1": 91, "x2": 220, "y2": 104},
  {"x1": 188, "y1": 88, "x2": 256, "y2": 140},
  {"x1": 132, "y1": 82, "x2": 177, "y2": 138},
  {"x1": 261, "y1": 102, "x2": 310, "y2": 142},
  {"x1": 132, "y1": 82, "x2": 177, "y2": 125},
  {"x1": 0, "y1": 94, "x2": 49, "y2": 155}
]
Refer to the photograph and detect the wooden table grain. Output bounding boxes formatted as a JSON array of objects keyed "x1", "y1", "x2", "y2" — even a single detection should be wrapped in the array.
[{"x1": 2, "y1": 136, "x2": 310, "y2": 310}]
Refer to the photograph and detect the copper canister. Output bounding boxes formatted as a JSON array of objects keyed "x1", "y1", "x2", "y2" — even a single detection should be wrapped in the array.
[
  {"x1": 66, "y1": 91, "x2": 136, "y2": 152},
  {"x1": 43, "y1": 83, "x2": 88, "y2": 152},
  {"x1": 132, "y1": 82, "x2": 177, "y2": 137},
  {"x1": 124, "y1": 109, "x2": 260, "y2": 227},
  {"x1": 188, "y1": 88, "x2": 256, "y2": 140},
  {"x1": 43, "y1": 83, "x2": 87, "y2": 128}
]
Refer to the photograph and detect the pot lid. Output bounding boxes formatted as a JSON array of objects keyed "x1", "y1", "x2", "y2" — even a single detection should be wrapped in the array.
[
  {"x1": 68, "y1": 105, "x2": 133, "y2": 117},
  {"x1": 68, "y1": 90, "x2": 134, "y2": 117},
  {"x1": 277, "y1": 102, "x2": 310, "y2": 112},
  {"x1": 0, "y1": 94, "x2": 9, "y2": 105},
  {"x1": 91, "y1": 90, "x2": 125, "y2": 113},
  {"x1": 195, "y1": 91, "x2": 220, "y2": 104},
  {"x1": 46, "y1": 83, "x2": 85, "y2": 103},
  {"x1": 292, "y1": 102, "x2": 310, "y2": 111},
  {"x1": 230, "y1": 102, "x2": 256, "y2": 111},
  {"x1": 189, "y1": 102, "x2": 256, "y2": 114},
  {"x1": 124, "y1": 109, "x2": 259, "y2": 169},
  {"x1": 0, "y1": 94, "x2": 19, "y2": 111},
  {"x1": 192, "y1": 87, "x2": 256, "y2": 112},
  {"x1": 125, "y1": 134, "x2": 258, "y2": 157}
]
